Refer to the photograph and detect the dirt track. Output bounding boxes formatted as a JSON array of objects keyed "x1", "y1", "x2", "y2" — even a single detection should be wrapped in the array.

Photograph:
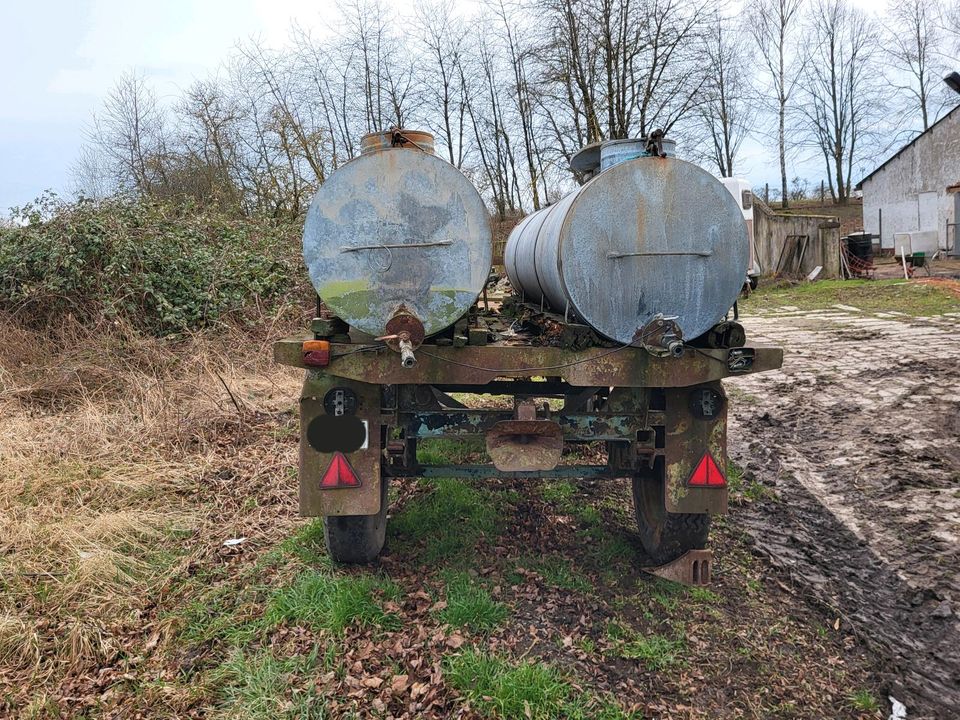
[{"x1": 728, "y1": 307, "x2": 960, "y2": 719}]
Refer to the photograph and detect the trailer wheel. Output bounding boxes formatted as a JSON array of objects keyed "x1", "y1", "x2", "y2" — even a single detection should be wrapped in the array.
[
  {"x1": 323, "y1": 478, "x2": 389, "y2": 564},
  {"x1": 632, "y1": 469, "x2": 709, "y2": 565}
]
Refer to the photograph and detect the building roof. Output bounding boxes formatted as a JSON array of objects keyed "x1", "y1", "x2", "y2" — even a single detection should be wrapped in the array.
[{"x1": 856, "y1": 103, "x2": 960, "y2": 190}]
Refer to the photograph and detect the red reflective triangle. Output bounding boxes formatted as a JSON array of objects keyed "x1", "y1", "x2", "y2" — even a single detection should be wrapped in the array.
[
  {"x1": 688, "y1": 453, "x2": 726, "y2": 487},
  {"x1": 319, "y1": 452, "x2": 361, "y2": 489}
]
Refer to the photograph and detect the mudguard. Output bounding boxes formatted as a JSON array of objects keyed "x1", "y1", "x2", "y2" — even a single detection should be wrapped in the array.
[
  {"x1": 299, "y1": 372, "x2": 382, "y2": 516},
  {"x1": 664, "y1": 384, "x2": 729, "y2": 514}
]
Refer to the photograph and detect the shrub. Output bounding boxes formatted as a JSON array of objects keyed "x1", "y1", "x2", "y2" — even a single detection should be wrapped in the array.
[{"x1": 0, "y1": 194, "x2": 304, "y2": 334}]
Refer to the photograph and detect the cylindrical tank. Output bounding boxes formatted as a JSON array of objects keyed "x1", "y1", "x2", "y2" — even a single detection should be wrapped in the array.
[
  {"x1": 504, "y1": 156, "x2": 748, "y2": 344},
  {"x1": 599, "y1": 137, "x2": 676, "y2": 170},
  {"x1": 303, "y1": 140, "x2": 490, "y2": 339}
]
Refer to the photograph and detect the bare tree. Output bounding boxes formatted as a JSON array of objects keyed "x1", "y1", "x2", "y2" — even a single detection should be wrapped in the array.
[
  {"x1": 884, "y1": 0, "x2": 950, "y2": 132},
  {"x1": 749, "y1": 0, "x2": 804, "y2": 207},
  {"x1": 697, "y1": 13, "x2": 756, "y2": 177},
  {"x1": 801, "y1": 0, "x2": 880, "y2": 204},
  {"x1": 416, "y1": 0, "x2": 470, "y2": 166},
  {"x1": 85, "y1": 71, "x2": 169, "y2": 195}
]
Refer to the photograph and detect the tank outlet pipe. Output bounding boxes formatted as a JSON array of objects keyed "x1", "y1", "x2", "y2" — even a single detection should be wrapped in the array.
[
  {"x1": 376, "y1": 330, "x2": 418, "y2": 369},
  {"x1": 399, "y1": 336, "x2": 417, "y2": 368}
]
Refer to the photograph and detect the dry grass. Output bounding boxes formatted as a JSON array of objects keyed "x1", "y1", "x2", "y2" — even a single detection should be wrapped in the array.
[{"x1": 0, "y1": 312, "x2": 305, "y2": 706}]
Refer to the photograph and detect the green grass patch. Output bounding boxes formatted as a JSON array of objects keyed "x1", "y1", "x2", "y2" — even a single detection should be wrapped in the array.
[
  {"x1": 576, "y1": 505, "x2": 602, "y2": 527},
  {"x1": 265, "y1": 570, "x2": 400, "y2": 634},
  {"x1": 213, "y1": 647, "x2": 327, "y2": 719},
  {"x1": 848, "y1": 689, "x2": 880, "y2": 712},
  {"x1": 178, "y1": 585, "x2": 266, "y2": 650},
  {"x1": 636, "y1": 578, "x2": 684, "y2": 611},
  {"x1": 389, "y1": 478, "x2": 501, "y2": 563},
  {"x1": 688, "y1": 586, "x2": 720, "y2": 603},
  {"x1": 606, "y1": 623, "x2": 685, "y2": 670},
  {"x1": 541, "y1": 480, "x2": 576, "y2": 510},
  {"x1": 444, "y1": 649, "x2": 638, "y2": 719},
  {"x1": 589, "y1": 532, "x2": 635, "y2": 566},
  {"x1": 529, "y1": 556, "x2": 591, "y2": 592},
  {"x1": 727, "y1": 461, "x2": 771, "y2": 502},
  {"x1": 741, "y1": 278, "x2": 960, "y2": 316},
  {"x1": 438, "y1": 571, "x2": 508, "y2": 633},
  {"x1": 416, "y1": 437, "x2": 487, "y2": 465},
  {"x1": 277, "y1": 519, "x2": 330, "y2": 567}
]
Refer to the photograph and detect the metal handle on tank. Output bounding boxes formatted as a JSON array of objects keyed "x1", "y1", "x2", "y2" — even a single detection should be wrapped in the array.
[
  {"x1": 339, "y1": 240, "x2": 453, "y2": 253},
  {"x1": 607, "y1": 250, "x2": 712, "y2": 259}
]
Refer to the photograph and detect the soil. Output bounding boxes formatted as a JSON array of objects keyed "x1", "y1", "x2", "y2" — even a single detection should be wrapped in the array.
[{"x1": 727, "y1": 305, "x2": 960, "y2": 719}]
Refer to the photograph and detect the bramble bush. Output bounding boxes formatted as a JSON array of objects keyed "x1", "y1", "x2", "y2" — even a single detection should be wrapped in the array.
[{"x1": 0, "y1": 194, "x2": 305, "y2": 335}]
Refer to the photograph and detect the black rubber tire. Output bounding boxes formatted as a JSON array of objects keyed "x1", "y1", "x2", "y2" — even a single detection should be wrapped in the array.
[
  {"x1": 632, "y1": 469, "x2": 710, "y2": 566},
  {"x1": 323, "y1": 478, "x2": 389, "y2": 564}
]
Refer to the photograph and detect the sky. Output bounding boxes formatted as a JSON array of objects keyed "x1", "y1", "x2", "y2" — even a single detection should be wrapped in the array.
[
  {"x1": 0, "y1": 0, "x2": 343, "y2": 212},
  {"x1": 0, "y1": 0, "x2": 917, "y2": 213}
]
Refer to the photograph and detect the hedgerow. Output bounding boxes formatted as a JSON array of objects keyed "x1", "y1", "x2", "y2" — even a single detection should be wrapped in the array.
[{"x1": 0, "y1": 195, "x2": 304, "y2": 334}]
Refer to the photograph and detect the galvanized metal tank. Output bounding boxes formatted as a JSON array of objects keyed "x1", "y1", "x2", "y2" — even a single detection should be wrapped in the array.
[
  {"x1": 303, "y1": 142, "x2": 491, "y2": 339},
  {"x1": 504, "y1": 155, "x2": 748, "y2": 344}
]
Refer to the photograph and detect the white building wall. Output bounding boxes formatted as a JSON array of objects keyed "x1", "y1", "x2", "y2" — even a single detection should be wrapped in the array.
[{"x1": 862, "y1": 107, "x2": 960, "y2": 251}]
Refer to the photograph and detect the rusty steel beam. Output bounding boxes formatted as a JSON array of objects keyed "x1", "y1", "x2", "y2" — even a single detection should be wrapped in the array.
[
  {"x1": 274, "y1": 339, "x2": 783, "y2": 388},
  {"x1": 403, "y1": 409, "x2": 664, "y2": 440}
]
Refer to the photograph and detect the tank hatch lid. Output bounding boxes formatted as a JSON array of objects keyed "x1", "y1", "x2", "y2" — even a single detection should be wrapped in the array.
[{"x1": 569, "y1": 143, "x2": 602, "y2": 173}]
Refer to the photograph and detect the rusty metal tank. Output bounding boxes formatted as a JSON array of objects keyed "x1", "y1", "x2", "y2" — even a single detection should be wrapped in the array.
[
  {"x1": 504, "y1": 154, "x2": 747, "y2": 345},
  {"x1": 303, "y1": 133, "x2": 491, "y2": 340}
]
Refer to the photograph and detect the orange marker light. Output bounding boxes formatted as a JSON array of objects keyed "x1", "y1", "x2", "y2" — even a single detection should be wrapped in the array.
[{"x1": 303, "y1": 340, "x2": 330, "y2": 367}]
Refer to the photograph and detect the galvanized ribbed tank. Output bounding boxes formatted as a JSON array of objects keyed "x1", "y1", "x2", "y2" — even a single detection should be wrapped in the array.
[
  {"x1": 303, "y1": 136, "x2": 491, "y2": 339},
  {"x1": 504, "y1": 155, "x2": 747, "y2": 344}
]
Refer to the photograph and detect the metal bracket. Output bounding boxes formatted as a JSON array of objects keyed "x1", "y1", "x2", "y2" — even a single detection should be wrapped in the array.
[{"x1": 643, "y1": 549, "x2": 712, "y2": 586}]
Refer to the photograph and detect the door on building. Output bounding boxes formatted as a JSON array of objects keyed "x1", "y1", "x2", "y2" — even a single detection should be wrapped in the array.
[
  {"x1": 918, "y1": 190, "x2": 939, "y2": 237},
  {"x1": 917, "y1": 192, "x2": 945, "y2": 249}
]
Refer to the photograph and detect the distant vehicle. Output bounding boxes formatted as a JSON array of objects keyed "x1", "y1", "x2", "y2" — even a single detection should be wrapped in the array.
[{"x1": 720, "y1": 178, "x2": 761, "y2": 289}]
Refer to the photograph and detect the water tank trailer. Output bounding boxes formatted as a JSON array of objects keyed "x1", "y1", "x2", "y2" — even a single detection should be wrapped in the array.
[{"x1": 275, "y1": 129, "x2": 783, "y2": 581}]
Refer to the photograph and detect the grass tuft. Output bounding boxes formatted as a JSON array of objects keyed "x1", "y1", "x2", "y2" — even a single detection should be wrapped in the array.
[
  {"x1": 265, "y1": 570, "x2": 400, "y2": 634},
  {"x1": 541, "y1": 480, "x2": 576, "y2": 510},
  {"x1": 444, "y1": 649, "x2": 571, "y2": 719},
  {"x1": 389, "y1": 478, "x2": 500, "y2": 563},
  {"x1": 438, "y1": 572, "x2": 508, "y2": 633},
  {"x1": 214, "y1": 647, "x2": 327, "y2": 720},
  {"x1": 529, "y1": 556, "x2": 591, "y2": 592},
  {"x1": 444, "y1": 649, "x2": 638, "y2": 719},
  {"x1": 607, "y1": 623, "x2": 686, "y2": 670},
  {"x1": 849, "y1": 689, "x2": 880, "y2": 712}
]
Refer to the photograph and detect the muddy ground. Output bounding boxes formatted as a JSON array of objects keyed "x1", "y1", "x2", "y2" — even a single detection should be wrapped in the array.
[{"x1": 727, "y1": 306, "x2": 960, "y2": 718}]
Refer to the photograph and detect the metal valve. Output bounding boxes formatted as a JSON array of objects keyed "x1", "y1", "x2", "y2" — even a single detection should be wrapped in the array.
[{"x1": 376, "y1": 331, "x2": 418, "y2": 369}]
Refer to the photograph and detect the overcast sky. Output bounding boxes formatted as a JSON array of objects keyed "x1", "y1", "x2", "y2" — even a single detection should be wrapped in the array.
[
  {"x1": 1, "y1": 0, "x2": 345, "y2": 212},
  {"x1": 0, "y1": 0, "x2": 909, "y2": 213}
]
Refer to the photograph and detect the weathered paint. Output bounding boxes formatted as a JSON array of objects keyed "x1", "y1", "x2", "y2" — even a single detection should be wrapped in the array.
[
  {"x1": 299, "y1": 373, "x2": 382, "y2": 517},
  {"x1": 302, "y1": 147, "x2": 491, "y2": 339},
  {"x1": 404, "y1": 409, "x2": 661, "y2": 441},
  {"x1": 504, "y1": 156, "x2": 748, "y2": 343},
  {"x1": 275, "y1": 339, "x2": 783, "y2": 388},
  {"x1": 664, "y1": 384, "x2": 728, "y2": 514}
]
